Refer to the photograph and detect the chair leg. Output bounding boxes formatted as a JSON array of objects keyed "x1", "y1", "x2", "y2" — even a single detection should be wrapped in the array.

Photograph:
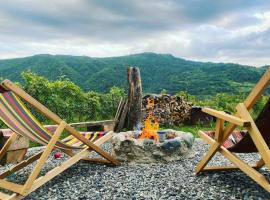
[
  {"x1": 220, "y1": 146, "x2": 270, "y2": 192},
  {"x1": 21, "y1": 121, "x2": 66, "y2": 196},
  {"x1": 196, "y1": 120, "x2": 238, "y2": 174},
  {"x1": 195, "y1": 142, "x2": 220, "y2": 173},
  {"x1": 195, "y1": 130, "x2": 223, "y2": 173},
  {"x1": 200, "y1": 131, "x2": 270, "y2": 193},
  {"x1": 0, "y1": 151, "x2": 43, "y2": 179},
  {"x1": 202, "y1": 164, "x2": 260, "y2": 172},
  {"x1": 237, "y1": 103, "x2": 270, "y2": 170}
]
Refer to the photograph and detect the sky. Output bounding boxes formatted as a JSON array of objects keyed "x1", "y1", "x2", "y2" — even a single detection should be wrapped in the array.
[{"x1": 0, "y1": 0, "x2": 269, "y2": 66}]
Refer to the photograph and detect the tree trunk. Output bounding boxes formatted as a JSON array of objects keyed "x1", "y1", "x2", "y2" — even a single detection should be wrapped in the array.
[{"x1": 126, "y1": 67, "x2": 142, "y2": 130}]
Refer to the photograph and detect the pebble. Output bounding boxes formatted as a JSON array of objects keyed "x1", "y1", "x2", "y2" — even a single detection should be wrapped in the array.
[{"x1": 0, "y1": 139, "x2": 269, "y2": 199}]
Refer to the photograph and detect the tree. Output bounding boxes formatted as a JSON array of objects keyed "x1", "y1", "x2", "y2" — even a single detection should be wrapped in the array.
[{"x1": 21, "y1": 71, "x2": 125, "y2": 123}]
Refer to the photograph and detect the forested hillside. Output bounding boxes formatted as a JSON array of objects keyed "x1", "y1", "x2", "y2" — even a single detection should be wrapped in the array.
[{"x1": 0, "y1": 52, "x2": 266, "y2": 96}]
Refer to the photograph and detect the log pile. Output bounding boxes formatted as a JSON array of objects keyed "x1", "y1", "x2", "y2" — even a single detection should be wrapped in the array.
[{"x1": 142, "y1": 94, "x2": 193, "y2": 126}]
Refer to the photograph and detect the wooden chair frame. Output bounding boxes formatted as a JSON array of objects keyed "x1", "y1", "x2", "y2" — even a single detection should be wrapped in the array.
[
  {"x1": 195, "y1": 67, "x2": 270, "y2": 192},
  {"x1": 0, "y1": 80, "x2": 120, "y2": 200}
]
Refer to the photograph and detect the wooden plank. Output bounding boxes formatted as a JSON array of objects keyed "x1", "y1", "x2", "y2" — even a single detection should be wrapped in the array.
[
  {"x1": 199, "y1": 131, "x2": 259, "y2": 170},
  {"x1": 61, "y1": 149, "x2": 74, "y2": 157},
  {"x1": 7, "y1": 135, "x2": 29, "y2": 151},
  {"x1": 196, "y1": 114, "x2": 241, "y2": 174},
  {"x1": 3, "y1": 193, "x2": 22, "y2": 200},
  {"x1": 22, "y1": 121, "x2": 66, "y2": 195},
  {"x1": 65, "y1": 126, "x2": 119, "y2": 165},
  {"x1": 199, "y1": 130, "x2": 270, "y2": 192},
  {"x1": 203, "y1": 165, "x2": 260, "y2": 171},
  {"x1": 70, "y1": 120, "x2": 115, "y2": 128},
  {"x1": 116, "y1": 100, "x2": 128, "y2": 132},
  {"x1": 29, "y1": 149, "x2": 89, "y2": 195},
  {"x1": 0, "y1": 192, "x2": 12, "y2": 199},
  {"x1": 6, "y1": 149, "x2": 27, "y2": 164},
  {"x1": 114, "y1": 98, "x2": 123, "y2": 122},
  {"x1": 220, "y1": 148, "x2": 269, "y2": 187},
  {"x1": 0, "y1": 180, "x2": 23, "y2": 194},
  {"x1": 195, "y1": 135, "x2": 221, "y2": 173},
  {"x1": 214, "y1": 119, "x2": 224, "y2": 142},
  {"x1": 244, "y1": 67, "x2": 270, "y2": 110},
  {"x1": 0, "y1": 152, "x2": 42, "y2": 179},
  {"x1": 0, "y1": 133, "x2": 17, "y2": 161},
  {"x1": 237, "y1": 103, "x2": 270, "y2": 170},
  {"x1": 81, "y1": 157, "x2": 112, "y2": 164},
  {"x1": 202, "y1": 108, "x2": 250, "y2": 127},
  {"x1": 196, "y1": 125, "x2": 237, "y2": 173},
  {"x1": 26, "y1": 132, "x2": 113, "y2": 196}
]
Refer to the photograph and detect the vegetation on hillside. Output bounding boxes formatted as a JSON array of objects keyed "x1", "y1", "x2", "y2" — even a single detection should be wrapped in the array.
[
  {"x1": 15, "y1": 71, "x2": 268, "y2": 127},
  {"x1": 0, "y1": 53, "x2": 266, "y2": 96}
]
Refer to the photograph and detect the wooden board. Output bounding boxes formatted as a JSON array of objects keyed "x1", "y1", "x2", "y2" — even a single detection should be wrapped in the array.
[{"x1": 6, "y1": 149, "x2": 27, "y2": 164}]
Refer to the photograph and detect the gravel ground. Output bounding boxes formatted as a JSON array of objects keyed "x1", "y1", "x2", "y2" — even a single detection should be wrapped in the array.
[{"x1": 1, "y1": 139, "x2": 270, "y2": 200}]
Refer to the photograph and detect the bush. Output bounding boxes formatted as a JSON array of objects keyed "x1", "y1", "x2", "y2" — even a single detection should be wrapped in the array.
[{"x1": 21, "y1": 71, "x2": 125, "y2": 123}]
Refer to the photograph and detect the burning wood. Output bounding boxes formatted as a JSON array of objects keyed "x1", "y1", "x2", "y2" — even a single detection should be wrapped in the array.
[
  {"x1": 142, "y1": 94, "x2": 193, "y2": 126},
  {"x1": 139, "y1": 98, "x2": 159, "y2": 141}
]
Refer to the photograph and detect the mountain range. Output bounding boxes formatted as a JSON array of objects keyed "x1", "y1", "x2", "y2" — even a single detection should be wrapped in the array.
[{"x1": 0, "y1": 52, "x2": 267, "y2": 96}]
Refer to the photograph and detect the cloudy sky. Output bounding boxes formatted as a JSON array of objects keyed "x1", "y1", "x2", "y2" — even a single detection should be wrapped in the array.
[{"x1": 0, "y1": 0, "x2": 269, "y2": 66}]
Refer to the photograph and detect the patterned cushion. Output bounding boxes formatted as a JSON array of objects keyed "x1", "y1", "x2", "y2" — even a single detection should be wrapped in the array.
[{"x1": 205, "y1": 130, "x2": 248, "y2": 149}]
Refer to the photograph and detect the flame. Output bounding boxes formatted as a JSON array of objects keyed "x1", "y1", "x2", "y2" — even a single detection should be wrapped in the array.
[{"x1": 139, "y1": 98, "x2": 159, "y2": 141}]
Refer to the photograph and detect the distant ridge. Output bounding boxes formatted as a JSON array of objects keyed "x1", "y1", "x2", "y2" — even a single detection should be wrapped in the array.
[{"x1": 0, "y1": 52, "x2": 266, "y2": 96}]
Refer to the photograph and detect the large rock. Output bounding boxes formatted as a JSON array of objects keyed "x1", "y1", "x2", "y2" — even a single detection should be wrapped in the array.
[{"x1": 112, "y1": 130, "x2": 194, "y2": 164}]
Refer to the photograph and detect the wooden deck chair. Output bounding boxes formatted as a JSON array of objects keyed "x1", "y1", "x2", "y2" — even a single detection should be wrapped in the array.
[
  {"x1": 0, "y1": 80, "x2": 120, "y2": 200},
  {"x1": 195, "y1": 67, "x2": 270, "y2": 192}
]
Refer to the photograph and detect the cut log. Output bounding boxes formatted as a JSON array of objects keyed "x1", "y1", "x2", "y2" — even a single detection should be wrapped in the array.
[{"x1": 126, "y1": 67, "x2": 142, "y2": 130}]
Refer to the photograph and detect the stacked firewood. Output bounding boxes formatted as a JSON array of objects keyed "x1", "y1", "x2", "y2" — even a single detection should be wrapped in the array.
[{"x1": 142, "y1": 94, "x2": 193, "y2": 126}]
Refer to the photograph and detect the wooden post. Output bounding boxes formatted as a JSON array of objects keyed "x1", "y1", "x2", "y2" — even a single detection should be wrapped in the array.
[{"x1": 126, "y1": 67, "x2": 142, "y2": 130}]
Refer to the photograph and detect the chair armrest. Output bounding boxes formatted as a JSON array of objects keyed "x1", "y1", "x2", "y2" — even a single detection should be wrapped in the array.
[{"x1": 202, "y1": 108, "x2": 250, "y2": 127}]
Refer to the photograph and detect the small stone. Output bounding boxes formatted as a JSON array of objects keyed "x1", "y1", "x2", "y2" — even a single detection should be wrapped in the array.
[
  {"x1": 181, "y1": 132, "x2": 195, "y2": 148},
  {"x1": 160, "y1": 139, "x2": 181, "y2": 151}
]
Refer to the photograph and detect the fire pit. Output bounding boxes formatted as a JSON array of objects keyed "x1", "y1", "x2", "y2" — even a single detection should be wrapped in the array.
[
  {"x1": 112, "y1": 97, "x2": 194, "y2": 163},
  {"x1": 112, "y1": 129, "x2": 194, "y2": 163}
]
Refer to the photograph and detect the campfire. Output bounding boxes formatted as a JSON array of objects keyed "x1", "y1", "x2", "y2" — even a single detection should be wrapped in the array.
[
  {"x1": 112, "y1": 67, "x2": 194, "y2": 163},
  {"x1": 139, "y1": 98, "x2": 159, "y2": 142},
  {"x1": 112, "y1": 127, "x2": 195, "y2": 163},
  {"x1": 112, "y1": 96, "x2": 195, "y2": 163}
]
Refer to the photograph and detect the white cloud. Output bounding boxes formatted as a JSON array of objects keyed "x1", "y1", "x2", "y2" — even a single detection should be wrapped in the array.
[{"x1": 0, "y1": 0, "x2": 269, "y2": 66}]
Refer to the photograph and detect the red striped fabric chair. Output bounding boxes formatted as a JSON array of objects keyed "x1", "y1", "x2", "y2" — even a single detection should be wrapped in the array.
[{"x1": 0, "y1": 80, "x2": 119, "y2": 200}]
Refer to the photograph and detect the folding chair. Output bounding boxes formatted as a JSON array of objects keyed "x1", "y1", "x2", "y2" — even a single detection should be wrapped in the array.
[
  {"x1": 0, "y1": 80, "x2": 120, "y2": 200},
  {"x1": 195, "y1": 67, "x2": 270, "y2": 192}
]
